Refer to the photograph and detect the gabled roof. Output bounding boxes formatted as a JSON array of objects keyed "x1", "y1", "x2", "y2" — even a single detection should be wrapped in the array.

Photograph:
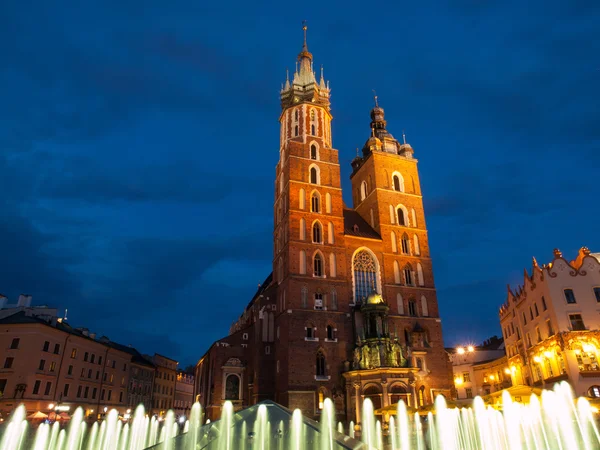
[{"x1": 343, "y1": 209, "x2": 381, "y2": 240}]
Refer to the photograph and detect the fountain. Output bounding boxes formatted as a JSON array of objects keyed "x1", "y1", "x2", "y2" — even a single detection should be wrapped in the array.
[{"x1": 1, "y1": 381, "x2": 599, "y2": 449}]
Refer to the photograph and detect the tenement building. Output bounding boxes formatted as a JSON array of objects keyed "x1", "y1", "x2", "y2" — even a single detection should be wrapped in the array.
[
  {"x1": 500, "y1": 247, "x2": 600, "y2": 397},
  {"x1": 195, "y1": 27, "x2": 453, "y2": 423},
  {"x1": 447, "y1": 336, "x2": 511, "y2": 402},
  {"x1": 0, "y1": 306, "x2": 149, "y2": 418}
]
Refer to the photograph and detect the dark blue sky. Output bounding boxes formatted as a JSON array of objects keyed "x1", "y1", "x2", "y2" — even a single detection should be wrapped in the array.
[{"x1": 1, "y1": 1, "x2": 598, "y2": 366}]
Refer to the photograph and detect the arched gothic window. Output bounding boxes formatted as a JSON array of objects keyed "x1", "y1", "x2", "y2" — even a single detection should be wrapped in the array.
[
  {"x1": 295, "y1": 125, "x2": 299, "y2": 136},
  {"x1": 401, "y1": 233, "x2": 410, "y2": 254},
  {"x1": 360, "y1": 181, "x2": 368, "y2": 201},
  {"x1": 224, "y1": 374, "x2": 240, "y2": 400},
  {"x1": 397, "y1": 207, "x2": 407, "y2": 226},
  {"x1": 353, "y1": 250, "x2": 379, "y2": 303},
  {"x1": 311, "y1": 124, "x2": 316, "y2": 135},
  {"x1": 312, "y1": 222, "x2": 322, "y2": 243},
  {"x1": 331, "y1": 289, "x2": 338, "y2": 310},
  {"x1": 299, "y1": 189, "x2": 306, "y2": 210},
  {"x1": 417, "y1": 263, "x2": 424, "y2": 286},
  {"x1": 310, "y1": 144, "x2": 318, "y2": 160},
  {"x1": 394, "y1": 261, "x2": 401, "y2": 284},
  {"x1": 404, "y1": 264, "x2": 413, "y2": 286},
  {"x1": 421, "y1": 295, "x2": 429, "y2": 316},
  {"x1": 325, "y1": 193, "x2": 332, "y2": 213},
  {"x1": 397, "y1": 293, "x2": 404, "y2": 314},
  {"x1": 328, "y1": 222, "x2": 334, "y2": 244},
  {"x1": 313, "y1": 253, "x2": 323, "y2": 277},
  {"x1": 299, "y1": 251, "x2": 306, "y2": 275},
  {"x1": 316, "y1": 351, "x2": 326, "y2": 377},
  {"x1": 412, "y1": 209, "x2": 417, "y2": 228},
  {"x1": 391, "y1": 231, "x2": 397, "y2": 253},
  {"x1": 329, "y1": 253, "x2": 336, "y2": 277},
  {"x1": 413, "y1": 235, "x2": 420, "y2": 255},
  {"x1": 299, "y1": 218, "x2": 306, "y2": 240},
  {"x1": 310, "y1": 167, "x2": 319, "y2": 184},
  {"x1": 393, "y1": 173, "x2": 404, "y2": 192},
  {"x1": 408, "y1": 298, "x2": 417, "y2": 316},
  {"x1": 311, "y1": 192, "x2": 320, "y2": 212}
]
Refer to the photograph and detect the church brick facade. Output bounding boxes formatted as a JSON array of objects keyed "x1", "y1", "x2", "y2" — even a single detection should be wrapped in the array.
[{"x1": 194, "y1": 27, "x2": 453, "y2": 423}]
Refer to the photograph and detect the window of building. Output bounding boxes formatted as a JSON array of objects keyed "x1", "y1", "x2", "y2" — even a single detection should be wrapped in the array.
[
  {"x1": 316, "y1": 351, "x2": 326, "y2": 377},
  {"x1": 71, "y1": 349, "x2": 77, "y2": 359},
  {"x1": 530, "y1": 307, "x2": 534, "y2": 321},
  {"x1": 417, "y1": 263, "x2": 424, "y2": 286},
  {"x1": 360, "y1": 181, "x2": 368, "y2": 201},
  {"x1": 541, "y1": 296, "x2": 547, "y2": 311},
  {"x1": 589, "y1": 386, "x2": 600, "y2": 398},
  {"x1": 4, "y1": 357, "x2": 14, "y2": 369},
  {"x1": 465, "y1": 388, "x2": 473, "y2": 399},
  {"x1": 108, "y1": 390, "x2": 112, "y2": 401},
  {"x1": 54, "y1": 344, "x2": 60, "y2": 355},
  {"x1": 9, "y1": 338, "x2": 20, "y2": 349},
  {"x1": 306, "y1": 327, "x2": 315, "y2": 339},
  {"x1": 326, "y1": 325, "x2": 335, "y2": 341},
  {"x1": 43, "y1": 341, "x2": 49, "y2": 352},
  {"x1": 401, "y1": 233, "x2": 410, "y2": 254},
  {"x1": 352, "y1": 250, "x2": 379, "y2": 303},
  {"x1": 49, "y1": 362, "x2": 56, "y2": 372},
  {"x1": 310, "y1": 166, "x2": 319, "y2": 184},
  {"x1": 393, "y1": 173, "x2": 404, "y2": 192},
  {"x1": 534, "y1": 303, "x2": 539, "y2": 317},
  {"x1": 44, "y1": 382, "x2": 52, "y2": 396},
  {"x1": 84, "y1": 352, "x2": 89, "y2": 362},
  {"x1": 92, "y1": 387, "x2": 97, "y2": 399},
  {"x1": 397, "y1": 208, "x2": 406, "y2": 226},
  {"x1": 32, "y1": 380, "x2": 41, "y2": 395},
  {"x1": 39, "y1": 360, "x2": 45, "y2": 371},
  {"x1": 64, "y1": 384, "x2": 70, "y2": 397},
  {"x1": 310, "y1": 144, "x2": 318, "y2": 160},
  {"x1": 313, "y1": 253, "x2": 323, "y2": 277},
  {"x1": 390, "y1": 231, "x2": 397, "y2": 253},
  {"x1": 536, "y1": 327, "x2": 542, "y2": 343},
  {"x1": 299, "y1": 188, "x2": 306, "y2": 210},
  {"x1": 77, "y1": 385, "x2": 82, "y2": 398},
  {"x1": 408, "y1": 299, "x2": 417, "y2": 317},
  {"x1": 522, "y1": 312, "x2": 527, "y2": 325},
  {"x1": 265, "y1": 345, "x2": 271, "y2": 355},
  {"x1": 594, "y1": 287, "x2": 600, "y2": 303},
  {"x1": 569, "y1": 314, "x2": 586, "y2": 331},
  {"x1": 312, "y1": 222, "x2": 322, "y2": 243},
  {"x1": 547, "y1": 320, "x2": 554, "y2": 336},
  {"x1": 394, "y1": 261, "x2": 401, "y2": 284},
  {"x1": 404, "y1": 265, "x2": 413, "y2": 286},
  {"x1": 314, "y1": 293, "x2": 324, "y2": 310},
  {"x1": 67, "y1": 365, "x2": 73, "y2": 375},
  {"x1": 98, "y1": 356, "x2": 102, "y2": 365},
  {"x1": 463, "y1": 372, "x2": 470, "y2": 382},
  {"x1": 311, "y1": 192, "x2": 320, "y2": 212},
  {"x1": 294, "y1": 125, "x2": 299, "y2": 136},
  {"x1": 526, "y1": 333, "x2": 532, "y2": 348},
  {"x1": 329, "y1": 253, "x2": 336, "y2": 277},
  {"x1": 412, "y1": 209, "x2": 417, "y2": 228},
  {"x1": 300, "y1": 250, "x2": 307, "y2": 275},
  {"x1": 81, "y1": 368, "x2": 85, "y2": 377},
  {"x1": 564, "y1": 289, "x2": 577, "y2": 304}
]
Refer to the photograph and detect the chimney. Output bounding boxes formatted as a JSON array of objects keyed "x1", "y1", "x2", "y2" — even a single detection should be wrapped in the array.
[{"x1": 18, "y1": 294, "x2": 32, "y2": 307}]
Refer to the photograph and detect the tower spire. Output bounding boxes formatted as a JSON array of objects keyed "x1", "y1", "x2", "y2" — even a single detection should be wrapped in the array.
[
  {"x1": 372, "y1": 89, "x2": 378, "y2": 107},
  {"x1": 302, "y1": 20, "x2": 308, "y2": 52}
]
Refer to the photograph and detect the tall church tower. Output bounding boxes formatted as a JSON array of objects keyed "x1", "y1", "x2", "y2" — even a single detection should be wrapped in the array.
[
  {"x1": 272, "y1": 24, "x2": 351, "y2": 410},
  {"x1": 349, "y1": 99, "x2": 436, "y2": 318}
]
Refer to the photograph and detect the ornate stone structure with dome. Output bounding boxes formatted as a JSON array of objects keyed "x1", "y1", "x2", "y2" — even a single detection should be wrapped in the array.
[{"x1": 194, "y1": 25, "x2": 453, "y2": 424}]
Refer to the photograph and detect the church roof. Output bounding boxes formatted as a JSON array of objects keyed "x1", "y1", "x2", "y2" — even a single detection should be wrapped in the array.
[{"x1": 343, "y1": 209, "x2": 381, "y2": 240}]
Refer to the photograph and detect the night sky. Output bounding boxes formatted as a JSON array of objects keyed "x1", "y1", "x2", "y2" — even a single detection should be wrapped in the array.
[{"x1": 1, "y1": 1, "x2": 599, "y2": 367}]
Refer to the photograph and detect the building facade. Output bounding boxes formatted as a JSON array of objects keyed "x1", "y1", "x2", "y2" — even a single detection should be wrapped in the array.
[
  {"x1": 195, "y1": 27, "x2": 453, "y2": 423},
  {"x1": 500, "y1": 247, "x2": 600, "y2": 397},
  {"x1": 0, "y1": 311, "x2": 139, "y2": 418},
  {"x1": 150, "y1": 353, "x2": 178, "y2": 417},
  {"x1": 448, "y1": 336, "x2": 510, "y2": 401},
  {"x1": 174, "y1": 371, "x2": 194, "y2": 419}
]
